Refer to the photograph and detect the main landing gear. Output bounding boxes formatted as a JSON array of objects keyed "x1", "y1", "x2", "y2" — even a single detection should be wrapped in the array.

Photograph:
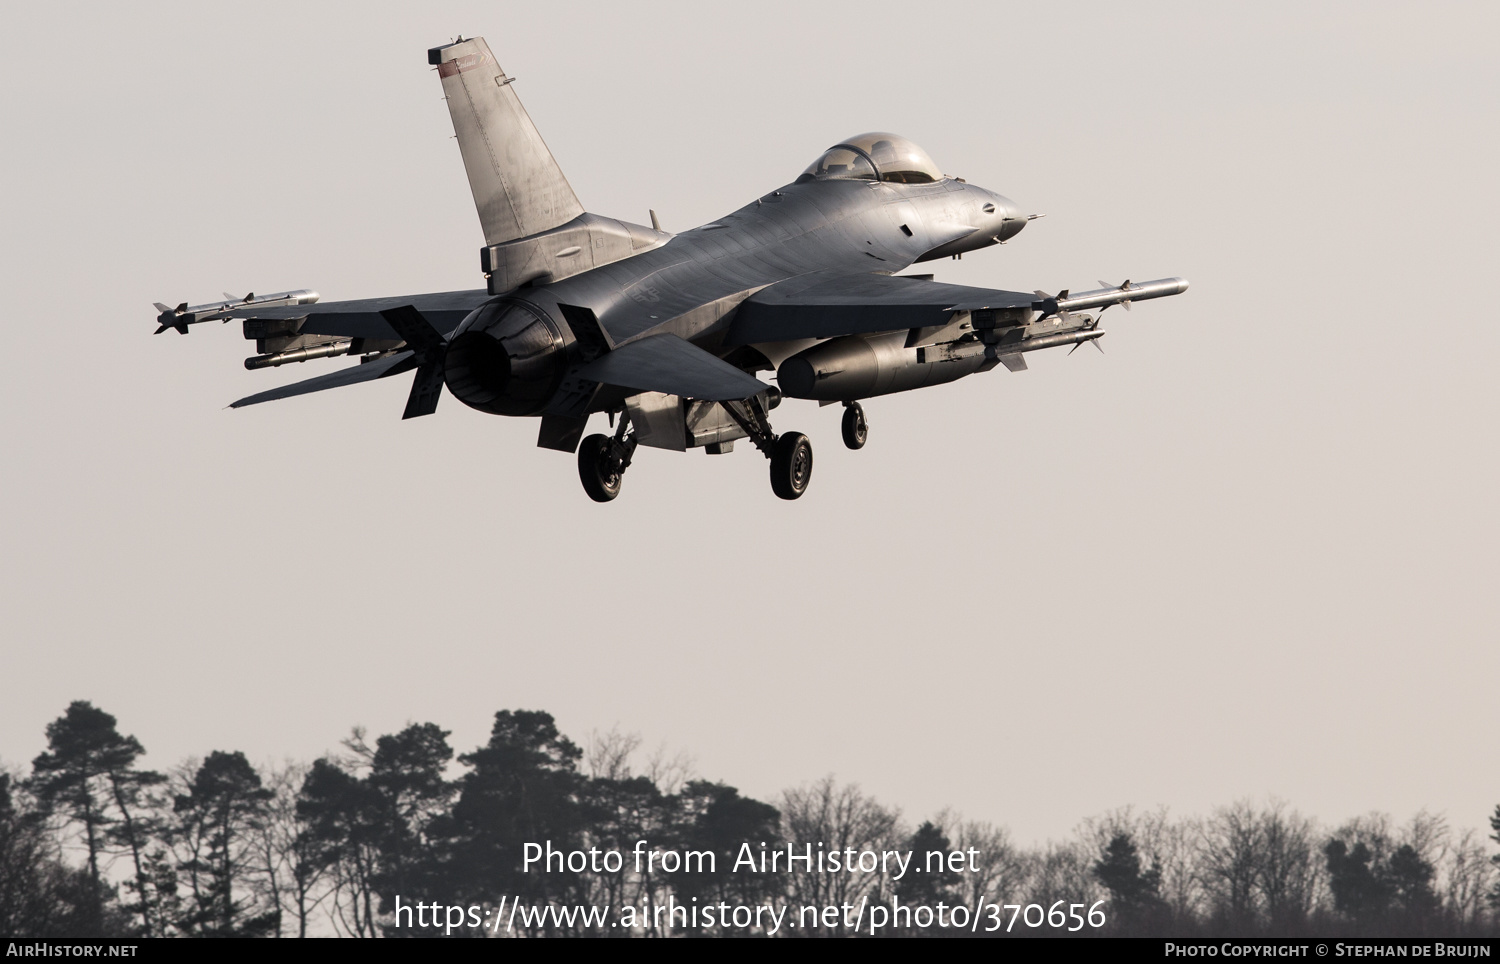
[
  {"x1": 577, "y1": 396, "x2": 870, "y2": 503},
  {"x1": 720, "y1": 395, "x2": 815, "y2": 501},
  {"x1": 577, "y1": 413, "x2": 638, "y2": 503},
  {"x1": 770, "y1": 432, "x2": 813, "y2": 500}
]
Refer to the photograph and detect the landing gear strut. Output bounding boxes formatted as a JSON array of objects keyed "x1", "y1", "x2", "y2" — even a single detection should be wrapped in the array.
[
  {"x1": 577, "y1": 412, "x2": 637, "y2": 503},
  {"x1": 841, "y1": 401, "x2": 867, "y2": 450},
  {"x1": 723, "y1": 395, "x2": 814, "y2": 500}
]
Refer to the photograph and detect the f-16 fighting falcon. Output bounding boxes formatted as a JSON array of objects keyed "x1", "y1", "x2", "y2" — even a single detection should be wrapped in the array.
[{"x1": 155, "y1": 36, "x2": 1187, "y2": 503}]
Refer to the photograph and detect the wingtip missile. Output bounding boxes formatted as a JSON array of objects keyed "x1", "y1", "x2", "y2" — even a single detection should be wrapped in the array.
[
  {"x1": 150, "y1": 289, "x2": 320, "y2": 334},
  {"x1": 1053, "y1": 277, "x2": 1188, "y2": 315}
]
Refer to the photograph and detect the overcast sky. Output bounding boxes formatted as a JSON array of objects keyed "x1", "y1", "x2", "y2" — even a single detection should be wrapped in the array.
[{"x1": 2, "y1": 1, "x2": 1496, "y2": 846}]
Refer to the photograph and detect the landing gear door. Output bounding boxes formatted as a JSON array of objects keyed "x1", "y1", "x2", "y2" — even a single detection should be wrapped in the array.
[{"x1": 624, "y1": 392, "x2": 686, "y2": 451}]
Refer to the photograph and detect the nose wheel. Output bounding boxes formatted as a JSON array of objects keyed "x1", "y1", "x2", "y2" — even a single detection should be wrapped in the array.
[{"x1": 841, "y1": 401, "x2": 867, "y2": 450}]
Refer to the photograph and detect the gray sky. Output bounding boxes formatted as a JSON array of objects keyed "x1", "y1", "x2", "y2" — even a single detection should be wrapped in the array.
[{"x1": 2, "y1": 1, "x2": 1496, "y2": 846}]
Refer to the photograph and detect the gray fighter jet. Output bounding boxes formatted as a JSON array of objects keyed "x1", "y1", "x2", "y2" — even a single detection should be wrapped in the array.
[{"x1": 156, "y1": 36, "x2": 1187, "y2": 503}]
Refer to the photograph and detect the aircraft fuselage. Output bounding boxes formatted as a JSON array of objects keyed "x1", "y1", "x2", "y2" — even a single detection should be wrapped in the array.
[{"x1": 443, "y1": 176, "x2": 1025, "y2": 418}]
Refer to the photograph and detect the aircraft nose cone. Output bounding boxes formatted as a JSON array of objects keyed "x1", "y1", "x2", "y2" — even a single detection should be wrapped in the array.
[{"x1": 996, "y1": 197, "x2": 1028, "y2": 242}]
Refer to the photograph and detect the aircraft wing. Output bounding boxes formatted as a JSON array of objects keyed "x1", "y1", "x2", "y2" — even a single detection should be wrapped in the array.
[
  {"x1": 578, "y1": 333, "x2": 770, "y2": 401},
  {"x1": 724, "y1": 271, "x2": 1038, "y2": 346},
  {"x1": 216, "y1": 289, "x2": 492, "y2": 340},
  {"x1": 229, "y1": 351, "x2": 417, "y2": 408}
]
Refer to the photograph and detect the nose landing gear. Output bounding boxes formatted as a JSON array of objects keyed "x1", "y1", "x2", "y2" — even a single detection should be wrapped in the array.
[{"x1": 841, "y1": 401, "x2": 867, "y2": 450}]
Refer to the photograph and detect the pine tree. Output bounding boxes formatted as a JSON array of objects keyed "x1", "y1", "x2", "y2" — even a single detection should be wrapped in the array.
[
  {"x1": 172, "y1": 751, "x2": 275, "y2": 936},
  {"x1": 1093, "y1": 832, "x2": 1164, "y2": 933},
  {"x1": 898, "y1": 821, "x2": 962, "y2": 913},
  {"x1": 1325, "y1": 838, "x2": 1392, "y2": 924},
  {"x1": 28, "y1": 702, "x2": 162, "y2": 935},
  {"x1": 448, "y1": 711, "x2": 585, "y2": 935}
]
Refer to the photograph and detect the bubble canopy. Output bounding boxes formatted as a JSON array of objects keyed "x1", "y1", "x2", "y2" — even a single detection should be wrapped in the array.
[{"x1": 799, "y1": 133, "x2": 944, "y2": 184}]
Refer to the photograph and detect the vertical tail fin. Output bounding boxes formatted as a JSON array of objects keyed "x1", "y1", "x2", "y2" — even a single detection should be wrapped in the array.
[{"x1": 429, "y1": 37, "x2": 585, "y2": 246}]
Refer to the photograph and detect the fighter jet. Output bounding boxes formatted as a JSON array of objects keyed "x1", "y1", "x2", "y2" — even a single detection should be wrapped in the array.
[{"x1": 156, "y1": 36, "x2": 1187, "y2": 503}]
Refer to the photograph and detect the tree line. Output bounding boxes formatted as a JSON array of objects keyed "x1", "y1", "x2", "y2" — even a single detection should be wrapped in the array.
[{"x1": 2, "y1": 701, "x2": 1497, "y2": 937}]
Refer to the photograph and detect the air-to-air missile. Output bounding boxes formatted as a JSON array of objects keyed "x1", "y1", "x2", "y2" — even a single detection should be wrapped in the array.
[{"x1": 152, "y1": 290, "x2": 320, "y2": 335}]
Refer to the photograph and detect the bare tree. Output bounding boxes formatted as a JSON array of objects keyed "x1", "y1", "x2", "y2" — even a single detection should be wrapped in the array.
[
  {"x1": 1332, "y1": 812, "x2": 1396, "y2": 864},
  {"x1": 1021, "y1": 839, "x2": 1101, "y2": 912},
  {"x1": 1195, "y1": 800, "x2": 1265, "y2": 927},
  {"x1": 584, "y1": 729, "x2": 642, "y2": 783},
  {"x1": 1145, "y1": 813, "x2": 1204, "y2": 924},
  {"x1": 253, "y1": 763, "x2": 330, "y2": 938},
  {"x1": 780, "y1": 777, "x2": 902, "y2": 935},
  {"x1": 1404, "y1": 812, "x2": 1450, "y2": 871},
  {"x1": 1254, "y1": 801, "x2": 1321, "y2": 931},
  {"x1": 950, "y1": 817, "x2": 1027, "y2": 910},
  {"x1": 1082, "y1": 807, "x2": 1205, "y2": 924},
  {"x1": 1440, "y1": 828, "x2": 1492, "y2": 932}
]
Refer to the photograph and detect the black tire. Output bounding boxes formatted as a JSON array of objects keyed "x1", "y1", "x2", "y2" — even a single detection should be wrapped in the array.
[
  {"x1": 841, "y1": 402, "x2": 867, "y2": 450},
  {"x1": 578, "y1": 434, "x2": 623, "y2": 502},
  {"x1": 770, "y1": 432, "x2": 813, "y2": 500}
]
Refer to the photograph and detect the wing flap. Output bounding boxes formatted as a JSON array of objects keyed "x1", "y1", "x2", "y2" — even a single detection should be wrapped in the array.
[
  {"x1": 577, "y1": 334, "x2": 769, "y2": 401},
  {"x1": 726, "y1": 271, "x2": 1036, "y2": 345}
]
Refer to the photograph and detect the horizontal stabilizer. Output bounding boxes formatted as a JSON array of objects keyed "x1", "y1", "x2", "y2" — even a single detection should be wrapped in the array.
[
  {"x1": 229, "y1": 352, "x2": 415, "y2": 409},
  {"x1": 577, "y1": 334, "x2": 769, "y2": 401}
]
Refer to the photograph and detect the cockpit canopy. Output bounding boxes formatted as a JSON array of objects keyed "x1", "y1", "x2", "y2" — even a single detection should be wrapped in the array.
[{"x1": 799, "y1": 133, "x2": 944, "y2": 184}]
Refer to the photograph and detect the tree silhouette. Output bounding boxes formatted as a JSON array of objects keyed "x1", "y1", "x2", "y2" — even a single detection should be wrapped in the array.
[
  {"x1": 356, "y1": 723, "x2": 456, "y2": 933},
  {"x1": 1325, "y1": 839, "x2": 1391, "y2": 925},
  {"x1": 448, "y1": 711, "x2": 585, "y2": 934},
  {"x1": 1093, "y1": 832, "x2": 1164, "y2": 933},
  {"x1": 671, "y1": 781, "x2": 781, "y2": 933},
  {"x1": 296, "y1": 758, "x2": 382, "y2": 937},
  {"x1": 898, "y1": 821, "x2": 962, "y2": 918},
  {"x1": 172, "y1": 751, "x2": 275, "y2": 936},
  {"x1": 8, "y1": 701, "x2": 1500, "y2": 939},
  {"x1": 0, "y1": 772, "x2": 105, "y2": 936},
  {"x1": 1489, "y1": 805, "x2": 1500, "y2": 913},
  {"x1": 28, "y1": 701, "x2": 161, "y2": 935},
  {"x1": 1387, "y1": 843, "x2": 1439, "y2": 930}
]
